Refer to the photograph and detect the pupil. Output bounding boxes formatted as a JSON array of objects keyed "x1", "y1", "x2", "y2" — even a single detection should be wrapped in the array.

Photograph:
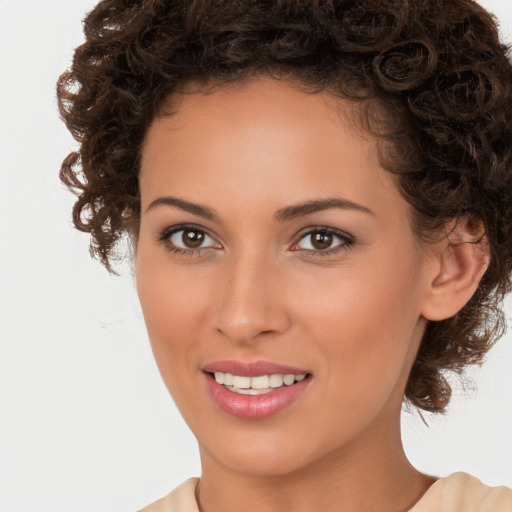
[
  {"x1": 182, "y1": 229, "x2": 204, "y2": 248},
  {"x1": 312, "y1": 232, "x2": 332, "y2": 250}
]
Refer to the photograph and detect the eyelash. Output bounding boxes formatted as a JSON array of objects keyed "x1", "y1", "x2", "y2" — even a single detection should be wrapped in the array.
[
  {"x1": 157, "y1": 224, "x2": 355, "y2": 258},
  {"x1": 291, "y1": 226, "x2": 354, "y2": 257},
  {"x1": 158, "y1": 224, "x2": 219, "y2": 257}
]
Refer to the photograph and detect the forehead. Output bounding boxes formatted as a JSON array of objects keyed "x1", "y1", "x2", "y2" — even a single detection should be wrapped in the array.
[
  {"x1": 159, "y1": 77, "x2": 354, "y2": 129},
  {"x1": 139, "y1": 77, "x2": 402, "y2": 218}
]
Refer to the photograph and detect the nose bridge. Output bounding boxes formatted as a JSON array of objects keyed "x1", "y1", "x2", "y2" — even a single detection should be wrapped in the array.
[{"x1": 215, "y1": 249, "x2": 287, "y2": 343}]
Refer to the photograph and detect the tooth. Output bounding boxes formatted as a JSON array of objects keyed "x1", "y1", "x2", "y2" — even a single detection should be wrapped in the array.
[
  {"x1": 269, "y1": 374, "x2": 284, "y2": 387},
  {"x1": 283, "y1": 374, "x2": 295, "y2": 385},
  {"x1": 214, "y1": 372, "x2": 224, "y2": 384},
  {"x1": 295, "y1": 374, "x2": 306, "y2": 382},
  {"x1": 228, "y1": 387, "x2": 272, "y2": 395},
  {"x1": 233, "y1": 376, "x2": 251, "y2": 389},
  {"x1": 251, "y1": 375, "x2": 269, "y2": 389},
  {"x1": 224, "y1": 373, "x2": 234, "y2": 386},
  {"x1": 248, "y1": 388, "x2": 272, "y2": 395}
]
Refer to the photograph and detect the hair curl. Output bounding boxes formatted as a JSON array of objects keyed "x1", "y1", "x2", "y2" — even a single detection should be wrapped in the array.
[{"x1": 57, "y1": 0, "x2": 512, "y2": 413}]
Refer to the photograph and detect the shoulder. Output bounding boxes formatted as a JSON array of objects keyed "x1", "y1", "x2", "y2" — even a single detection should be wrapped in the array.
[
  {"x1": 138, "y1": 478, "x2": 200, "y2": 512},
  {"x1": 410, "y1": 472, "x2": 512, "y2": 512},
  {"x1": 137, "y1": 473, "x2": 512, "y2": 512}
]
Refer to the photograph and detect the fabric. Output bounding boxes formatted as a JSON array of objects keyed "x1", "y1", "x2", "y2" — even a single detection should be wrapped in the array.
[
  {"x1": 138, "y1": 478, "x2": 200, "y2": 512},
  {"x1": 409, "y1": 472, "x2": 512, "y2": 512},
  {"x1": 139, "y1": 472, "x2": 512, "y2": 512}
]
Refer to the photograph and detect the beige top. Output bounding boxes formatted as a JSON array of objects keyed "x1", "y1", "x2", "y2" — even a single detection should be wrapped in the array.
[{"x1": 139, "y1": 472, "x2": 512, "y2": 512}]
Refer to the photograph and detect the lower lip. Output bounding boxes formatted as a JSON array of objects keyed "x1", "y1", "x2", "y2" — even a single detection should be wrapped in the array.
[{"x1": 204, "y1": 373, "x2": 311, "y2": 420}]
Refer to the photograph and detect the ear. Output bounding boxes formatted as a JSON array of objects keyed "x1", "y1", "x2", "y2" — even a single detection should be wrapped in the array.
[{"x1": 421, "y1": 218, "x2": 490, "y2": 321}]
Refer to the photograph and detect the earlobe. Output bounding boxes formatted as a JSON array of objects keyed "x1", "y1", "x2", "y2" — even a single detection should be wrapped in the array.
[{"x1": 421, "y1": 218, "x2": 490, "y2": 322}]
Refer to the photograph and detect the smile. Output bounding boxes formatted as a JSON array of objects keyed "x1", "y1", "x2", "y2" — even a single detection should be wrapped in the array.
[
  {"x1": 213, "y1": 372, "x2": 307, "y2": 395},
  {"x1": 202, "y1": 361, "x2": 312, "y2": 419}
]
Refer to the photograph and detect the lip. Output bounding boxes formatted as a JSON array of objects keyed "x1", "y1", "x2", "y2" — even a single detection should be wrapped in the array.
[
  {"x1": 202, "y1": 360, "x2": 312, "y2": 420},
  {"x1": 202, "y1": 360, "x2": 310, "y2": 377}
]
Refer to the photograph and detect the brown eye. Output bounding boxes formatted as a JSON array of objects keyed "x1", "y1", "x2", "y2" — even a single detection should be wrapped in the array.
[
  {"x1": 311, "y1": 231, "x2": 333, "y2": 250},
  {"x1": 294, "y1": 228, "x2": 352, "y2": 254},
  {"x1": 182, "y1": 229, "x2": 205, "y2": 248},
  {"x1": 166, "y1": 227, "x2": 220, "y2": 252}
]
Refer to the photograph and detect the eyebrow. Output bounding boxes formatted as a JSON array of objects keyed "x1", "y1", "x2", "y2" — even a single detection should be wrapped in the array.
[
  {"x1": 274, "y1": 198, "x2": 375, "y2": 222},
  {"x1": 145, "y1": 196, "x2": 374, "y2": 222},
  {"x1": 145, "y1": 197, "x2": 219, "y2": 221}
]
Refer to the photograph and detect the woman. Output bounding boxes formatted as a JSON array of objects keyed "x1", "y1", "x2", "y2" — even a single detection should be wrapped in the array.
[{"x1": 57, "y1": 0, "x2": 512, "y2": 510}]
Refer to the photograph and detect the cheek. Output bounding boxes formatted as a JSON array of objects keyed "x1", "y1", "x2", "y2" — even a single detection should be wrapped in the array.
[
  {"x1": 298, "y1": 254, "x2": 423, "y2": 401},
  {"x1": 136, "y1": 255, "x2": 214, "y2": 393}
]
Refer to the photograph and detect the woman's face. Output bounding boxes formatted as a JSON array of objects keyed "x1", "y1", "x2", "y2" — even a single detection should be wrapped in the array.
[{"x1": 136, "y1": 78, "x2": 433, "y2": 476}]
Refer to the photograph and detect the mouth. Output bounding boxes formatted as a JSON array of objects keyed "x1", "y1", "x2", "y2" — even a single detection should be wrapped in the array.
[
  {"x1": 202, "y1": 361, "x2": 312, "y2": 419},
  {"x1": 208, "y1": 371, "x2": 309, "y2": 395}
]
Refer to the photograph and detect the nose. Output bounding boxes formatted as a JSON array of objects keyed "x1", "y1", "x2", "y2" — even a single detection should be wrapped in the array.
[{"x1": 214, "y1": 252, "x2": 290, "y2": 345}]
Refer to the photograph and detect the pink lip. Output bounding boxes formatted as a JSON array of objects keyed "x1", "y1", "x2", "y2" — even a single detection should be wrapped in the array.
[
  {"x1": 202, "y1": 360, "x2": 312, "y2": 420},
  {"x1": 202, "y1": 360, "x2": 309, "y2": 377}
]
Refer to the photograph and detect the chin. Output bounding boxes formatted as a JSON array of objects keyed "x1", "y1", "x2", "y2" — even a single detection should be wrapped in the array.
[
  {"x1": 197, "y1": 426, "x2": 333, "y2": 478},
  {"x1": 210, "y1": 447, "x2": 310, "y2": 477}
]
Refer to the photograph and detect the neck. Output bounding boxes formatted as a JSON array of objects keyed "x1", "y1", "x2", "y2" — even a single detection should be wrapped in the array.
[{"x1": 196, "y1": 410, "x2": 435, "y2": 512}]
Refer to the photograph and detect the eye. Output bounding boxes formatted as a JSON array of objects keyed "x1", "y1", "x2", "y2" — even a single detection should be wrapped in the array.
[
  {"x1": 159, "y1": 225, "x2": 222, "y2": 254},
  {"x1": 291, "y1": 227, "x2": 353, "y2": 254},
  {"x1": 171, "y1": 228, "x2": 210, "y2": 249}
]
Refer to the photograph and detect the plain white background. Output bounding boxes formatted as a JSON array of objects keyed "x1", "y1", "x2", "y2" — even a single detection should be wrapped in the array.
[{"x1": 0, "y1": 1, "x2": 511, "y2": 511}]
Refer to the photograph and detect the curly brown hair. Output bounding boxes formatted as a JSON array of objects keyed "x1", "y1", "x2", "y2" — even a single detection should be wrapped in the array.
[{"x1": 57, "y1": 0, "x2": 512, "y2": 413}]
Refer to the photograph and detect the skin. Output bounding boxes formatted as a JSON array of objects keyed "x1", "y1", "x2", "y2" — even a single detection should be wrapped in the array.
[{"x1": 135, "y1": 77, "x2": 485, "y2": 511}]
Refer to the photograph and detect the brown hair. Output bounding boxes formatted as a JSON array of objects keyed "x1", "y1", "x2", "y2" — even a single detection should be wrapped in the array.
[{"x1": 57, "y1": 0, "x2": 512, "y2": 413}]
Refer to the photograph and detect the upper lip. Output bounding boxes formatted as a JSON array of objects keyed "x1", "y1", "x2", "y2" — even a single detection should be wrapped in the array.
[{"x1": 202, "y1": 360, "x2": 310, "y2": 377}]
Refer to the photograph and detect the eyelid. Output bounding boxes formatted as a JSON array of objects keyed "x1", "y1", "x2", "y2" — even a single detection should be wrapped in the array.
[
  {"x1": 290, "y1": 226, "x2": 355, "y2": 253},
  {"x1": 157, "y1": 223, "x2": 354, "y2": 257},
  {"x1": 159, "y1": 223, "x2": 214, "y2": 241},
  {"x1": 158, "y1": 223, "x2": 222, "y2": 254}
]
